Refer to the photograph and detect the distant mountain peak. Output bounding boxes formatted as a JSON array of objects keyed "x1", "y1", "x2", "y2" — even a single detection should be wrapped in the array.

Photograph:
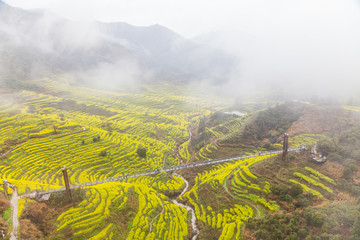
[{"x1": 0, "y1": 0, "x2": 236, "y2": 84}]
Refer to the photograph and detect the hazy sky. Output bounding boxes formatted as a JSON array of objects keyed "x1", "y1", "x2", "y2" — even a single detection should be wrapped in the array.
[
  {"x1": 3, "y1": 0, "x2": 360, "y2": 99},
  {"x1": 4, "y1": 0, "x2": 360, "y2": 38}
]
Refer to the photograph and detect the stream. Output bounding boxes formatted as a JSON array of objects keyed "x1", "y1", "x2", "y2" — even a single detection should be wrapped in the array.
[
  {"x1": 172, "y1": 173, "x2": 199, "y2": 240},
  {"x1": 171, "y1": 128, "x2": 199, "y2": 239}
]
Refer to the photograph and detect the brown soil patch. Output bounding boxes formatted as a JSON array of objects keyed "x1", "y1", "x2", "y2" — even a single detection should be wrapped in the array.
[
  {"x1": 332, "y1": 191, "x2": 357, "y2": 202},
  {"x1": 319, "y1": 161, "x2": 344, "y2": 182},
  {"x1": 353, "y1": 174, "x2": 360, "y2": 185},
  {"x1": 287, "y1": 106, "x2": 357, "y2": 136},
  {"x1": 353, "y1": 162, "x2": 360, "y2": 185}
]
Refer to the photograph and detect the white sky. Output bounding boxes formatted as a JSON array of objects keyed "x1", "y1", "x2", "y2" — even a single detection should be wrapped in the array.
[
  {"x1": 3, "y1": 0, "x2": 360, "y2": 98},
  {"x1": 4, "y1": 0, "x2": 360, "y2": 38}
]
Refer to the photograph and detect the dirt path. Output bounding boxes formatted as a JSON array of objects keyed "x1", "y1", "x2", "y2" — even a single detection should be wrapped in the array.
[
  {"x1": 172, "y1": 173, "x2": 199, "y2": 240},
  {"x1": 1, "y1": 144, "x2": 23, "y2": 158},
  {"x1": 146, "y1": 197, "x2": 164, "y2": 239},
  {"x1": 52, "y1": 126, "x2": 87, "y2": 139},
  {"x1": 10, "y1": 189, "x2": 19, "y2": 240}
]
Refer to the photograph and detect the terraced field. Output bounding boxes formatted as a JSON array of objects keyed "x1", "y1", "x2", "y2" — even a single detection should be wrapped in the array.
[
  {"x1": 1, "y1": 80, "x2": 225, "y2": 193},
  {"x1": 180, "y1": 154, "x2": 280, "y2": 239},
  {"x1": 0, "y1": 80, "x2": 233, "y2": 239},
  {"x1": 0, "y1": 79, "x2": 317, "y2": 239},
  {"x1": 289, "y1": 166, "x2": 336, "y2": 199}
]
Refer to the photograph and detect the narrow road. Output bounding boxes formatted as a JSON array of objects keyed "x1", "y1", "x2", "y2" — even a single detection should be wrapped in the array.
[
  {"x1": 171, "y1": 173, "x2": 199, "y2": 240},
  {"x1": 21, "y1": 147, "x2": 304, "y2": 198},
  {"x1": 10, "y1": 189, "x2": 19, "y2": 240}
]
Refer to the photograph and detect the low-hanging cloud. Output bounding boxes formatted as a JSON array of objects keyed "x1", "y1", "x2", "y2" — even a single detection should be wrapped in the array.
[
  {"x1": 1, "y1": 0, "x2": 360, "y2": 103},
  {"x1": 0, "y1": 2, "x2": 152, "y2": 88},
  {"x1": 70, "y1": 58, "x2": 154, "y2": 90},
  {"x1": 191, "y1": 0, "x2": 360, "y2": 101}
]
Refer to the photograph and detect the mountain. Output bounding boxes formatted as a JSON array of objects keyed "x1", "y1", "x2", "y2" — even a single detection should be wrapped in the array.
[
  {"x1": 0, "y1": 1, "x2": 236, "y2": 88},
  {"x1": 0, "y1": 0, "x2": 145, "y2": 86},
  {"x1": 97, "y1": 22, "x2": 236, "y2": 79}
]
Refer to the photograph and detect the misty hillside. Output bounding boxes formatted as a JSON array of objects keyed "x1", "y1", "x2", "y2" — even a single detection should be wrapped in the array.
[
  {"x1": 1, "y1": 1, "x2": 360, "y2": 239},
  {"x1": 0, "y1": 0, "x2": 236, "y2": 87}
]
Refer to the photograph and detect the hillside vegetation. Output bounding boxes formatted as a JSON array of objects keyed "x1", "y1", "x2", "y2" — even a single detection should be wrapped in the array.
[{"x1": 0, "y1": 79, "x2": 359, "y2": 239}]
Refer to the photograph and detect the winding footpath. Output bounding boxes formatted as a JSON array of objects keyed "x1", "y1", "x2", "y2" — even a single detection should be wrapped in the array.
[
  {"x1": 7, "y1": 123, "x2": 305, "y2": 240},
  {"x1": 223, "y1": 174, "x2": 261, "y2": 218},
  {"x1": 146, "y1": 197, "x2": 164, "y2": 239},
  {"x1": 21, "y1": 147, "x2": 304, "y2": 198},
  {"x1": 12, "y1": 142, "x2": 304, "y2": 239},
  {"x1": 7, "y1": 128, "x2": 88, "y2": 240},
  {"x1": 171, "y1": 173, "x2": 199, "y2": 240},
  {"x1": 10, "y1": 189, "x2": 19, "y2": 240}
]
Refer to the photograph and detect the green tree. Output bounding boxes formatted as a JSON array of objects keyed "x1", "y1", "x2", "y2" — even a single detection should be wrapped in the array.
[
  {"x1": 298, "y1": 228, "x2": 307, "y2": 238},
  {"x1": 305, "y1": 210, "x2": 325, "y2": 227},
  {"x1": 289, "y1": 184, "x2": 303, "y2": 197},
  {"x1": 351, "y1": 212, "x2": 360, "y2": 239},
  {"x1": 93, "y1": 136, "x2": 101, "y2": 142},
  {"x1": 99, "y1": 150, "x2": 107, "y2": 157},
  {"x1": 137, "y1": 148, "x2": 146, "y2": 158},
  {"x1": 290, "y1": 232, "x2": 299, "y2": 240}
]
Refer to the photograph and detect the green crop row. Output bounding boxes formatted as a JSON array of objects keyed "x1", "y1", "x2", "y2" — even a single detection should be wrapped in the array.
[
  {"x1": 304, "y1": 167, "x2": 336, "y2": 185},
  {"x1": 294, "y1": 172, "x2": 333, "y2": 193}
]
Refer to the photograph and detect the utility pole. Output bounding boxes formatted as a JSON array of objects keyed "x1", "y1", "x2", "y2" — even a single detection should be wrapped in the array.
[
  {"x1": 62, "y1": 166, "x2": 72, "y2": 200},
  {"x1": 282, "y1": 133, "x2": 289, "y2": 161}
]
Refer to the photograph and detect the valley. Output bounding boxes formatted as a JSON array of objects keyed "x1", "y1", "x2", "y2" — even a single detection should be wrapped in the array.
[
  {"x1": 0, "y1": 78, "x2": 359, "y2": 240},
  {"x1": 1, "y1": 1, "x2": 360, "y2": 239}
]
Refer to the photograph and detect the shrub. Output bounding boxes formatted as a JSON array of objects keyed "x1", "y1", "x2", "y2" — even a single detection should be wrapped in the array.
[
  {"x1": 298, "y1": 227, "x2": 308, "y2": 238},
  {"x1": 2, "y1": 208, "x2": 11, "y2": 221},
  {"x1": 317, "y1": 139, "x2": 337, "y2": 153},
  {"x1": 271, "y1": 184, "x2": 288, "y2": 196},
  {"x1": 137, "y1": 148, "x2": 147, "y2": 158},
  {"x1": 290, "y1": 232, "x2": 299, "y2": 240},
  {"x1": 0, "y1": 198, "x2": 10, "y2": 212},
  {"x1": 304, "y1": 209, "x2": 325, "y2": 227},
  {"x1": 20, "y1": 219, "x2": 43, "y2": 239},
  {"x1": 99, "y1": 150, "x2": 107, "y2": 157},
  {"x1": 289, "y1": 184, "x2": 303, "y2": 197},
  {"x1": 92, "y1": 135, "x2": 101, "y2": 142},
  {"x1": 343, "y1": 167, "x2": 353, "y2": 178},
  {"x1": 0, "y1": 219, "x2": 8, "y2": 234},
  {"x1": 328, "y1": 153, "x2": 342, "y2": 163},
  {"x1": 21, "y1": 202, "x2": 57, "y2": 235}
]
